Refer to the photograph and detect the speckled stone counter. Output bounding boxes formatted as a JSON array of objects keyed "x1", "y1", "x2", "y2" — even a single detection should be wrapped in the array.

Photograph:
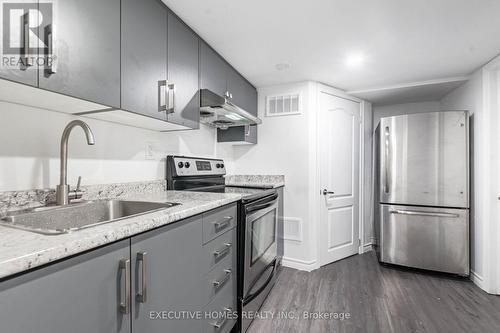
[
  {"x1": 225, "y1": 175, "x2": 285, "y2": 189},
  {"x1": 0, "y1": 190, "x2": 242, "y2": 279}
]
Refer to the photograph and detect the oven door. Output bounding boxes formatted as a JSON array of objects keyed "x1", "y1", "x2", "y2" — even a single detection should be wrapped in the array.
[{"x1": 243, "y1": 193, "x2": 278, "y2": 298}]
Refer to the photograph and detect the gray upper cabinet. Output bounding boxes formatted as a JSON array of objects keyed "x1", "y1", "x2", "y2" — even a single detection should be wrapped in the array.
[
  {"x1": 131, "y1": 216, "x2": 204, "y2": 332},
  {"x1": 166, "y1": 12, "x2": 200, "y2": 129},
  {"x1": 0, "y1": 239, "x2": 131, "y2": 333},
  {"x1": 200, "y1": 41, "x2": 228, "y2": 97},
  {"x1": 0, "y1": 3, "x2": 38, "y2": 87},
  {"x1": 121, "y1": 0, "x2": 168, "y2": 121},
  {"x1": 38, "y1": 0, "x2": 121, "y2": 107},
  {"x1": 227, "y1": 67, "x2": 257, "y2": 115}
]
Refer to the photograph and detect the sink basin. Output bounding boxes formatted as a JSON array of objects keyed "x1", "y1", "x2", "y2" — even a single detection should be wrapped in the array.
[{"x1": 0, "y1": 200, "x2": 180, "y2": 235}]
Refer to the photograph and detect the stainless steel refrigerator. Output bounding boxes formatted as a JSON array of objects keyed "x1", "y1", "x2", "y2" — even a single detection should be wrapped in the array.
[{"x1": 374, "y1": 111, "x2": 470, "y2": 276}]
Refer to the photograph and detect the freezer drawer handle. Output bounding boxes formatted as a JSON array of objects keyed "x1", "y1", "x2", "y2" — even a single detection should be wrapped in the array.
[{"x1": 389, "y1": 209, "x2": 460, "y2": 218}]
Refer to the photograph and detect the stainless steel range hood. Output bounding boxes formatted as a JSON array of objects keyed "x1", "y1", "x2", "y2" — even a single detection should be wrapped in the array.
[{"x1": 199, "y1": 89, "x2": 262, "y2": 129}]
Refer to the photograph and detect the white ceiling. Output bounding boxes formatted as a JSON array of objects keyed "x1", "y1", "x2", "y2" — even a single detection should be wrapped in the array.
[
  {"x1": 163, "y1": 0, "x2": 500, "y2": 95},
  {"x1": 348, "y1": 77, "x2": 469, "y2": 105}
]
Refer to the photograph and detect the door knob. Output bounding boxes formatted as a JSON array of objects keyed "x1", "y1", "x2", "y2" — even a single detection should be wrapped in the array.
[{"x1": 322, "y1": 189, "x2": 334, "y2": 195}]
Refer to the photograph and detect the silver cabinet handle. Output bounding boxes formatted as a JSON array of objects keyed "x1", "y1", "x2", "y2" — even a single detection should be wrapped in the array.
[
  {"x1": 322, "y1": 189, "x2": 334, "y2": 195},
  {"x1": 213, "y1": 216, "x2": 233, "y2": 231},
  {"x1": 119, "y1": 258, "x2": 131, "y2": 314},
  {"x1": 384, "y1": 126, "x2": 391, "y2": 194},
  {"x1": 213, "y1": 243, "x2": 232, "y2": 260},
  {"x1": 45, "y1": 23, "x2": 57, "y2": 74},
  {"x1": 158, "y1": 80, "x2": 167, "y2": 112},
  {"x1": 166, "y1": 83, "x2": 175, "y2": 114},
  {"x1": 22, "y1": 12, "x2": 33, "y2": 67},
  {"x1": 136, "y1": 252, "x2": 147, "y2": 303},
  {"x1": 213, "y1": 269, "x2": 231, "y2": 289},
  {"x1": 389, "y1": 210, "x2": 459, "y2": 218},
  {"x1": 212, "y1": 308, "x2": 232, "y2": 329}
]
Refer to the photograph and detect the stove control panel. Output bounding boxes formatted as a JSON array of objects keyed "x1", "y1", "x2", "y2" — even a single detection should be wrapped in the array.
[{"x1": 167, "y1": 156, "x2": 226, "y2": 177}]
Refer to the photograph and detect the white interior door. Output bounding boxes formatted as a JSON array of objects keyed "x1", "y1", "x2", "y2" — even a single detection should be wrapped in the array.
[{"x1": 319, "y1": 92, "x2": 361, "y2": 266}]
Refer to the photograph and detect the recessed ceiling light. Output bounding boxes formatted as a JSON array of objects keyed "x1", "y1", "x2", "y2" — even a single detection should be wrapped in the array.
[
  {"x1": 275, "y1": 63, "x2": 291, "y2": 71},
  {"x1": 345, "y1": 53, "x2": 366, "y2": 68}
]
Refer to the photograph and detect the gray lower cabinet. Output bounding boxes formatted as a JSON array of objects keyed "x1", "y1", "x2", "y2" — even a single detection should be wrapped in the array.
[
  {"x1": 121, "y1": 0, "x2": 168, "y2": 121},
  {"x1": 0, "y1": 203, "x2": 239, "y2": 333},
  {"x1": 131, "y1": 216, "x2": 204, "y2": 332},
  {"x1": 166, "y1": 11, "x2": 200, "y2": 129},
  {"x1": 0, "y1": 239, "x2": 131, "y2": 333},
  {"x1": 38, "y1": 0, "x2": 121, "y2": 107}
]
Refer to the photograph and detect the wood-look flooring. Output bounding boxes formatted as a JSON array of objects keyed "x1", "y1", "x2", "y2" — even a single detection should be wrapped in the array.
[{"x1": 247, "y1": 251, "x2": 500, "y2": 333}]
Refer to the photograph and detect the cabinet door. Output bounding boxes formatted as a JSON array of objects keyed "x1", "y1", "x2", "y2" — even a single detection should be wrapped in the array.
[
  {"x1": 200, "y1": 41, "x2": 227, "y2": 96},
  {"x1": 131, "y1": 216, "x2": 204, "y2": 333},
  {"x1": 38, "y1": 0, "x2": 120, "y2": 107},
  {"x1": 0, "y1": 240, "x2": 131, "y2": 333},
  {"x1": 166, "y1": 12, "x2": 199, "y2": 129},
  {"x1": 0, "y1": 3, "x2": 38, "y2": 86},
  {"x1": 226, "y1": 67, "x2": 257, "y2": 115},
  {"x1": 121, "y1": 0, "x2": 168, "y2": 121}
]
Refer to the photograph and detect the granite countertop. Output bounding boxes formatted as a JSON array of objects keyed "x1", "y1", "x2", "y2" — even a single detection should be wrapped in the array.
[
  {"x1": 0, "y1": 190, "x2": 242, "y2": 280},
  {"x1": 225, "y1": 175, "x2": 285, "y2": 189}
]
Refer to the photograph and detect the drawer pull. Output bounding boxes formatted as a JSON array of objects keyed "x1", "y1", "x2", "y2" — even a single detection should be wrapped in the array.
[
  {"x1": 213, "y1": 269, "x2": 231, "y2": 289},
  {"x1": 213, "y1": 243, "x2": 232, "y2": 260},
  {"x1": 212, "y1": 307, "x2": 232, "y2": 330},
  {"x1": 213, "y1": 216, "x2": 233, "y2": 231}
]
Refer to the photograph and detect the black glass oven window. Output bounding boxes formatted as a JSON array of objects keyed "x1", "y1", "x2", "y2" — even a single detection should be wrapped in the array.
[
  {"x1": 195, "y1": 161, "x2": 212, "y2": 171},
  {"x1": 251, "y1": 209, "x2": 277, "y2": 265}
]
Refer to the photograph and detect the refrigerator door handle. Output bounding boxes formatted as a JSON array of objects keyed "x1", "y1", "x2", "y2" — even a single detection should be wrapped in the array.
[
  {"x1": 389, "y1": 209, "x2": 460, "y2": 218},
  {"x1": 384, "y1": 126, "x2": 391, "y2": 194}
]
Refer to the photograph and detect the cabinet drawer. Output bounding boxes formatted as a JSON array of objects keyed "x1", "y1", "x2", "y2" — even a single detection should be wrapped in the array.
[
  {"x1": 202, "y1": 204, "x2": 237, "y2": 244},
  {"x1": 202, "y1": 228, "x2": 237, "y2": 273},
  {"x1": 203, "y1": 277, "x2": 237, "y2": 333},
  {"x1": 202, "y1": 254, "x2": 236, "y2": 306}
]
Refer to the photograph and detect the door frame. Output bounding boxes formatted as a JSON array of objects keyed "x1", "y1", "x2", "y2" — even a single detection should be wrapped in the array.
[
  {"x1": 314, "y1": 83, "x2": 368, "y2": 267},
  {"x1": 481, "y1": 55, "x2": 500, "y2": 294}
]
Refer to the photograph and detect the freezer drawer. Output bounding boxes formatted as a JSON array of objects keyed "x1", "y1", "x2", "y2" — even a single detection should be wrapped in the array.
[
  {"x1": 379, "y1": 204, "x2": 469, "y2": 276},
  {"x1": 379, "y1": 111, "x2": 469, "y2": 208}
]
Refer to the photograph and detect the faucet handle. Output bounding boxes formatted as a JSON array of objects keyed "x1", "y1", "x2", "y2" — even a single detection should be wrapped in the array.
[
  {"x1": 69, "y1": 176, "x2": 84, "y2": 202},
  {"x1": 76, "y1": 176, "x2": 82, "y2": 192}
]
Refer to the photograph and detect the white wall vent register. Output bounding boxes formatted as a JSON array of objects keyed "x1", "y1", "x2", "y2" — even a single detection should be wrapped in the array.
[{"x1": 266, "y1": 93, "x2": 301, "y2": 116}]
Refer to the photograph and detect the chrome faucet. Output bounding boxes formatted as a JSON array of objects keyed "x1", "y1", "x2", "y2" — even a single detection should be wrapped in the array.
[{"x1": 56, "y1": 120, "x2": 95, "y2": 205}]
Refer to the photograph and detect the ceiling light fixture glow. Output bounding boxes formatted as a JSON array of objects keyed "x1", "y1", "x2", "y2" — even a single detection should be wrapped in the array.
[{"x1": 345, "y1": 53, "x2": 366, "y2": 68}]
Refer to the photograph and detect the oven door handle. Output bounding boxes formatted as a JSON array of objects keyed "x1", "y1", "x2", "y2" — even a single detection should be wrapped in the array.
[
  {"x1": 245, "y1": 193, "x2": 279, "y2": 214},
  {"x1": 242, "y1": 258, "x2": 277, "y2": 306}
]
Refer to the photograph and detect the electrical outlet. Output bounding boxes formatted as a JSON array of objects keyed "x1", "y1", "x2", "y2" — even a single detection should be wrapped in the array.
[{"x1": 145, "y1": 142, "x2": 154, "y2": 160}]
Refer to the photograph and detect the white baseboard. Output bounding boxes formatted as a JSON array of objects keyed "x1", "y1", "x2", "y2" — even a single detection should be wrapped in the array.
[
  {"x1": 362, "y1": 243, "x2": 373, "y2": 253},
  {"x1": 470, "y1": 270, "x2": 485, "y2": 290},
  {"x1": 281, "y1": 257, "x2": 319, "y2": 272}
]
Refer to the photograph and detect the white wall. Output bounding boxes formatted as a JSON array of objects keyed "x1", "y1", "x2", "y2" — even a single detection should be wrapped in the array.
[
  {"x1": 0, "y1": 101, "x2": 230, "y2": 191},
  {"x1": 230, "y1": 81, "x2": 318, "y2": 268},
  {"x1": 440, "y1": 69, "x2": 485, "y2": 284}
]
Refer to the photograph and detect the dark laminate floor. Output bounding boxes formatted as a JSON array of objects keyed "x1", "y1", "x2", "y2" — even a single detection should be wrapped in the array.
[{"x1": 247, "y1": 251, "x2": 500, "y2": 333}]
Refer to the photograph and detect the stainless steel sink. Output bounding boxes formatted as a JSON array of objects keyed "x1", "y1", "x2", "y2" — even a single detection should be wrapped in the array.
[{"x1": 0, "y1": 200, "x2": 180, "y2": 235}]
